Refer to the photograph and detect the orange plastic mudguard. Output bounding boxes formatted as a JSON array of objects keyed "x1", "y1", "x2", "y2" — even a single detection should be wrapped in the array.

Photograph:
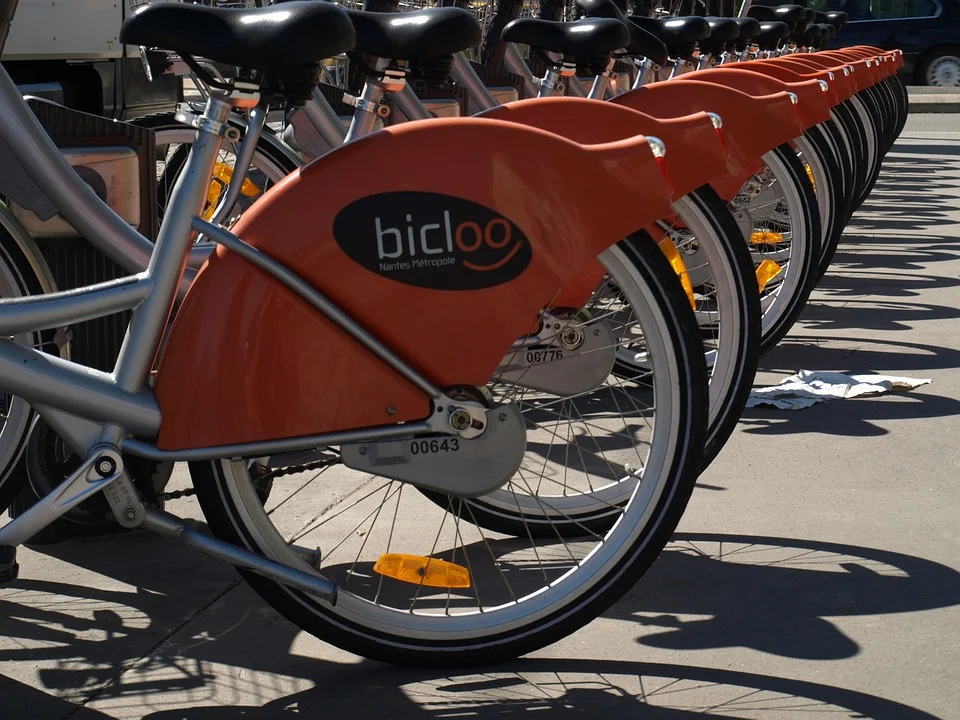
[
  {"x1": 610, "y1": 81, "x2": 801, "y2": 202},
  {"x1": 760, "y1": 57, "x2": 852, "y2": 102},
  {"x1": 475, "y1": 97, "x2": 730, "y2": 309},
  {"x1": 154, "y1": 118, "x2": 673, "y2": 449},
  {"x1": 674, "y1": 67, "x2": 830, "y2": 130},
  {"x1": 477, "y1": 97, "x2": 730, "y2": 200}
]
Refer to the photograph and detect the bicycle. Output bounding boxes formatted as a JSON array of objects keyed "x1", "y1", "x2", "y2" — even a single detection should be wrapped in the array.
[{"x1": 0, "y1": 0, "x2": 713, "y2": 665}]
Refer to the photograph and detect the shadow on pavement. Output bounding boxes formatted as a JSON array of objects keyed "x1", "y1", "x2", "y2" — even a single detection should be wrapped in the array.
[
  {"x1": 610, "y1": 533, "x2": 960, "y2": 661},
  {"x1": 134, "y1": 658, "x2": 942, "y2": 719},
  {"x1": 738, "y1": 390, "x2": 960, "y2": 437},
  {"x1": 0, "y1": 533, "x2": 955, "y2": 719}
]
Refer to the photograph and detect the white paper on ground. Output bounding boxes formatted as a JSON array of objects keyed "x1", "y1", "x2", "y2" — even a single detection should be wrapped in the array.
[{"x1": 746, "y1": 370, "x2": 932, "y2": 410}]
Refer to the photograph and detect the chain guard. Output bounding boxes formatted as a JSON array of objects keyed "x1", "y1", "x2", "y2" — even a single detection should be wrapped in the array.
[{"x1": 340, "y1": 402, "x2": 525, "y2": 497}]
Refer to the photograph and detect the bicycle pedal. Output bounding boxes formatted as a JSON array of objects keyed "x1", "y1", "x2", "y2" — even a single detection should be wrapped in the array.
[{"x1": 0, "y1": 545, "x2": 19, "y2": 586}]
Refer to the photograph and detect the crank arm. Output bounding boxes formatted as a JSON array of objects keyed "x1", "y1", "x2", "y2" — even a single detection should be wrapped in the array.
[{"x1": 0, "y1": 448, "x2": 124, "y2": 547}]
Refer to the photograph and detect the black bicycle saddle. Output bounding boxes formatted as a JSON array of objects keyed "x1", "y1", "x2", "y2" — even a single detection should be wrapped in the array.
[
  {"x1": 755, "y1": 20, "x2": 790, "y2": 51},
  {"x1": 731, "y1": 16, "x2": 762, "y2": 51},
  {"x1": 502, "y1": 17, "x2": 630, "y2": 59},
  {"x1": 120, "y1": 1, "x2": 356, "y2": 72},
  {"x1": 576, "y1": 0, "x2": 668, "y2": 64},
  {"x1": 748, "y1": 4, "x2": 807, "y2": 31},
  {"x1": 629, "y1": 15, "x2": 711, "y2": 56},
  {"x1": 825, "y1": 10, "x2": 849, "y2": 31},
  {"x1": 701, "y1": 17, "x2": 740, "y2": 55},
  {"x1": 342, "y1": 7, "x2": 481, "y2": 61}
]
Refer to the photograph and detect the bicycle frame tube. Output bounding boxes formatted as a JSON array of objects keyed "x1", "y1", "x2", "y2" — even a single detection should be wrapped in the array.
[
  {"x1": 392, "y1": 84, "x2": 435, "y2": 122},
  {"x1": 449, "y1": 52, "x2": 498, "y2": 111},
  {"x1": 503, "y1": 43, "x2": 540, "y2": 98}
]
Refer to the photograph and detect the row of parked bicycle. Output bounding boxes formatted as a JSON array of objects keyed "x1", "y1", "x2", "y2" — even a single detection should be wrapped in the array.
[{"x1": 0, "y1": 0, "x2": 905, "y2": 669}]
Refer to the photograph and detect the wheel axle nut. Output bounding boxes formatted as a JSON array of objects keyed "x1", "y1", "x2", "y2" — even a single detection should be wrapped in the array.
[{"x1": 449, "y1": 409, "x2": 472, "y2": 431}]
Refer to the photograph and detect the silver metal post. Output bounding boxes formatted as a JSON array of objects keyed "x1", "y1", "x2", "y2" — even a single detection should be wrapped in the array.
[
  {"x1": 502, "y1": 43, "x2": 540, "y2": 98},
  {"x1": 111, "y1": 95, "x2": 231, "y2": 394},
  {"x1": 302, "y1": 85, "x2": 349, "y2": 147},
  {"x1": 632, "y1": 58, "x2": 658, "y2": 89},
  {"x1": 449, "y1": 52, "x2": 498, "y2": 112},
  {"x1": 345, "y1": 59, "x2": 390, "y2": 144},
  {"x1": 587, "y1": 74, "x2": 610, "y2": 100},
  {"x1": 208, "y1": 104, "x2": 268, "y2": 227},
  {"x1": 392, "y1": 83, "x2": 435, "y2": 122}
]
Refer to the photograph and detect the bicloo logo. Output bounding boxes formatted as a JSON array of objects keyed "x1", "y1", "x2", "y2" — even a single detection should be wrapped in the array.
[{"x1": 333, "y1": 192, "x2": 532, "y2": 290}]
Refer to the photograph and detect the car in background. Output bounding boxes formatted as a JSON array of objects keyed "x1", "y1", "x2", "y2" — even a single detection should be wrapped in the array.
[{"x1": 810, "y1": 0, "x2": 960, "y2": 86}]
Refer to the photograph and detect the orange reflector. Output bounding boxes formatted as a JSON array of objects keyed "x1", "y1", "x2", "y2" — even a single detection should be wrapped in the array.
[
  {"x1": 805, "y1": 163, "x2": 816, "y2": 193},
  {"x1": 756, "y1": 259, "x2": 783, "y2": 292},
  {"x1": 202, "y1": 163, "x2": 262, "y2": 220},
  {"x1": 656, "y1": 238, "x2": 696, "y2": 310},
  {"x1": 750, "y1": 230, "x2": 785, "y2": 244},
  {"x1": 374, "y1": 554, "x2": 471, "y2": 588}
]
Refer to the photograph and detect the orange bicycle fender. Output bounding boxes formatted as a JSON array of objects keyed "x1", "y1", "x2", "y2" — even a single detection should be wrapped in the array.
[
  {"x1": 749, "y1": 58, "x2": 846, "y2": 105},
  {"x1": 477, "y1": 97, "x2": 730, "y2": 200},
  {"x1": 674, "y1": 68, "x2": 830, "y2": 130},
  {"x1": 610, "y1": 81, "x2": 800, "y2": 202},
  {"x1": 475, "y1": 97, "x2": 730, "y2": 311},
  {"x1": 154, "y1": 118, "x2": 673, "y2": 449}
]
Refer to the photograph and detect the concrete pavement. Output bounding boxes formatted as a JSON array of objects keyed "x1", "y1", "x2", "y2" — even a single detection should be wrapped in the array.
[{"x1": 1, "y1": 116, "x2": 959, "y2": 720}]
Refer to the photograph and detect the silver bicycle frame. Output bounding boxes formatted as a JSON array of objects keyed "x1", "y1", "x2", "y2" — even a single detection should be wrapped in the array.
[{"x1": 0, "y1": 63, "x2": 468, "y2": 554}]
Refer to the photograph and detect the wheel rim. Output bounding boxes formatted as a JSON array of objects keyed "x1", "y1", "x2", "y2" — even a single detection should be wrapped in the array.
[
  {"x1": 617, "y1": 196, "x2": 744, "y2": 433},
  {"x1": 0, "y1": 241, "x2": 47, "y2": 482},
  {"x1": 927, "y1": 55, "x2": 960, "y2": 87},
  {"x1": 730, "y1": 150, "x2": 810, "y2": 339},
  {"x1": 207, "y1": 243, "x2": 691, "y2": 643}
]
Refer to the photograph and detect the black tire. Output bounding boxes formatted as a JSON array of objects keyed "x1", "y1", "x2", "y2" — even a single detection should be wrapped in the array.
[
  {"x1": 750, "y1": 144, "x2": 821, "y2": 356},
  {"x1": 190, "y1": 236, "x2": 709, "y2": 666},
  {"x1": 671, "y1": 188, "x2": 761, "y2": 472},
  {"x1": 915, "y1": 44, "x2": 960, "y2": 88},
  {"x1": 0, "y1": 226, "x2": 60, "y2": 515},
  {"x1": 802, "y1": 124, "x2": 851, "y2": 282}
]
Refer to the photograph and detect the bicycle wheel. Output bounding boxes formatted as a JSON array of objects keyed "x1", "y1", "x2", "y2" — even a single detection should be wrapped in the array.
[
  {"x1": 433, "y1": 215, "x2": 757, "y2": 537},
  {"x1": 793, "y1": 129, "x2": 848, "y2": 280},
  {"x1": 191, "y1": 237, "x2": 708, "y2": 666},
  {"x1": 729, "y1": 144, "x2": 821, "y2": 355},
  {"x1": 0, "y1": 225, "x2": 63, "y2": 514},
  {"x1": 630, "y1": 189, "x2": 761, "y2": 472}
]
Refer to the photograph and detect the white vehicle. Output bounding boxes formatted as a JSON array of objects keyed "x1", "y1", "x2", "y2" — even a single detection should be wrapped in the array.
[{"x1": 0, "y1": 1, "x2": 256, "y2": 119}]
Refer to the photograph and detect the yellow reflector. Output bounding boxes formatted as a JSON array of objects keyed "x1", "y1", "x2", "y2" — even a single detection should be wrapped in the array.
[
  {"x1": 374, "y1": 554, "x2": 471, "y2": 588},
  {"x1": 755, "y1": 259, "x2": 783, "y2": 292},
  {"x1": 805, "y1": 163, "x2": 817, "y2": 193},
  {"x1": 212, "y1": 162, "x2": 262, "y2": 199},
  {"x1": 750, "y1": 230, "x2": 785, "y2": 244},
  {"x1": 202, "y1": 163, "x2": 262, "y2": 220},
  {"x1": 656, "y1": 238, "x2": 696, "y2": 310}
]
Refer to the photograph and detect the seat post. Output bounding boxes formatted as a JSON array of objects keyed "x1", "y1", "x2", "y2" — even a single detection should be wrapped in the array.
[
  {"x1": 667, "y1": 56, "x2": 692, "y2": 79},
  {"x1": 631, "y1": 56, "x2": 659, "y2": 89},
  {"x1": 538, "y1": 61, "x2": 576, "y2": 98},
  {"x1": 344, "y1": 58, "x2": 404, "y2": 143},
  {"x1": 587, "y1": 58, "x2": 616, "y2": 100}
]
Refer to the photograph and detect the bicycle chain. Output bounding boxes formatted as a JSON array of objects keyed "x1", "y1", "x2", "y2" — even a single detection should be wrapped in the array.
[{"x1": 156, "y1": 456, "x2": 340, "y2": 501}]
